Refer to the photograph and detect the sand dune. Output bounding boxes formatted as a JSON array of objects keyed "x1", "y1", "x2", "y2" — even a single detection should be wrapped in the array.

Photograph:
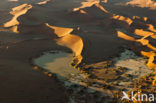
[
  {"x1": 46, "y1": 23, "x2": 83, "y2": 64},
  {"x1": 45, "y1": 23, "x2": 74, "y2": 37},
  {"x1": 71, "y1": 3, "x2": 112, "y2": 25},
  {"x1": 4, "y1": 4, "x2": 32, "y2": 29},
  {"x1": 112, "y1": 15, "x2": 132, "y2": 25},
  {"x1": 56, "y1": 34, "x2": 83, "y2": 58},
  {"x1": 73, "y1": 0, "x2": 100, "y2": 11},
  {"x1": 37, "y1": 0, "x2": 50, "y2": 5},
  {"x1": 117, "y1": 31, "x2": 135, "y2": 41},
  {"x1": 2, "y1": 0, "x2": 156, "y2": 70},
  {"x1": 115, "y1": 14, "x2": 156, "y2": 72},
  {"x1": 126, "y1": 0, "x2": 156, "y2": 10},
  {"x1": 0, "y1": 0, "x2": 156, "y2": 102},
  {"x1": 81, "y1": 3, "x2": 109, "y2": 18},
  {"x1": 70, "y1": 9, "x2": 94, "y2": 22}
]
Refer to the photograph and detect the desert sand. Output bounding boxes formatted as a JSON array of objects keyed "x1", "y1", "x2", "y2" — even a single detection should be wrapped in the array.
[{"x1": 0, "y1": 0, "x2": 156, "y2": 103}]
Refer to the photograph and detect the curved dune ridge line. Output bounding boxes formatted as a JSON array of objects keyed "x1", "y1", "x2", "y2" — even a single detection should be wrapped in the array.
[
  {"x1": 132, "y1": 16, "x2": 148, "y2": 22},
  {"x1": 117, "y1": 31, "x2": 135, "y2": 41},
  {"x1": 115, "y1": 15, "x2": 156, "y2": 86},
  {"x1": 37, "y1": 0, "x2": 50, "y2": 5},
  {"x1": 90, "y1": 3, "x2": 108, "y2": 13},
  {"x1": 117, "y1": 20, "x2": 156, "y2": 70},
  {"x1": 56, "y1": 34, "x2": 84, "y2": 64},
  {"x1": 147, "y1": 24, "x2": 156, "y2": 32},
  {"x1": 73, "y1": 0, "x2": 100, "y2": 11},
  {"x1": 134, "y1": 29, "x2": 154, "y2": 37},
  {"x1": 112, "y1": 15, "x2": 133, "y2": 25},
  {"x1": 3, "y1": 4, "x2": 32, "y2": 32},
  {"x1": 46, "y1": 23, "x2": 83, "y2": 64},
  {"x1": 56, "y1": 34, "x2": 83, "y2": 57},
  {"x1": 71, "y1": 3, "x2": 110, "y2": 22},
  {"x1": 141, "y1": 51, "x2": 156, "y2": 69},
  {"x1": 45, "y1": 23, "x2": 74, "y2": 37},
  {"x1": 126, "y1": 0, "x2": 156, "y2": 10},
  {"x1": 82, "y1": 3, "x2": 109, "y2": 13}
]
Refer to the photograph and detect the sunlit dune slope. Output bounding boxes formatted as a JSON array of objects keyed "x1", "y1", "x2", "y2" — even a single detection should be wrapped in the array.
[
  {"x1": 126, "y1": 0, "x2": 156, "y2": 10},
  {"x1": 73, "y1": 0, "x2": 100, "y2": 11},
  {"x1": 4, "y1": 4, "x2": 32, "y2": 28},
  {"x1": 46, "y1": 23, "x2": 74, "y2": 37}
]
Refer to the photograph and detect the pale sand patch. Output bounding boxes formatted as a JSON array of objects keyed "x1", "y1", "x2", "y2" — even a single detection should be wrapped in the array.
[
  {"x1": 33, "y1": 51, "x2": 84, "y2": 82},
  {"x1": 114, "y1": 50, "x2": 153, "y2": 86}
]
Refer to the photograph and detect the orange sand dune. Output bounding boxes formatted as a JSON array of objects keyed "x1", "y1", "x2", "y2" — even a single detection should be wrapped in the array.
[
  {"x1": 136, "y1": 38, "x2": 149, "y2": 45},
  {"x1": 45, "y1": 23, "x2": 83, "y2": 63},
  {"x1": 70, "y1": 9, "x2": 93, "y2": 22},
  {"x1": 37, "y1": 0, "x2": 50, "y2": 5},
  {"x1": 147, "y1": 24, "x2": 156, "y2": 32},
  {"x1": 1, "y1": 0, "x2": 156, "y2": 102},
  {"x1": 132, "y1": 16, "x2": 148, "y2": 22},
  {"x1": 112, "y1": 15, "x2": 133, "y2": 25},
  {"x1": 141, "y1": 51, "x2": 156, "y2": 70},
  {"x1": 4, "y1": 4, "x2": 32, "y2": 28},
  {"x1": 71, "y1": 3, "x2": 111, "y2": 23},
  {"x1": 115, "y1": 11, "x2": 156, "y2": 72},
  {"x1": 56, "y1": 34, "x2": 83, "y2": 63},
  {"x1": 117, "y1": 31, "x2": 135, "y2": 41},
  {"x1": 73, "y1": 0, "x2": 100, "y2": 11},
  {"x1": 45, "y1": 23, "x2": 74, "y2": 37},
  {"x1": 126, "y1": 0, "x2": 156, "y2": 10},
  {"x1": 81, "y1": 3, "x2": 109, "y2": 17},
  {"x1": 134, "y1": 29, "x2": 156, "y2": 40},
  {"x1": 134, "y1": 29, "x2": 154, "y2": 37}
]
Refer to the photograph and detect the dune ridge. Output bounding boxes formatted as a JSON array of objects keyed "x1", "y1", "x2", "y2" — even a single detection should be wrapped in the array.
[
  {"x1": 114, "y1": 11, "x2": 156, "y2": 87},
  {"x1": 45, "y1": 23, "x2": 74, "y2": 37},
  {"x1": 126, "y1": 0, "x2": 156, "y2": 10},
  {"x1": 3, "y1": 0, "x2": 156, "y2": 70},
  {"x1": 3, "y1": 4, "x2": 32, "y2": 33},
  {"x1": 37, "y1": 0, "x2": 50, "y2": 5},
  {"x1": 73, "y1": 0, "x2": 100, "y2": 11},
  {"x1": 45, "y1": 23, "x2": 84, "y2": 64}
]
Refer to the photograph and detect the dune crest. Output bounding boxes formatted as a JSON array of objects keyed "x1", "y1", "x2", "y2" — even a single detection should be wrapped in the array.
[
  {"x1": 45, "y1": 23, "x2": 74, "y2": 37},
  {"x1": 126, "y1": 0, "x2": 156, "y2": 10},
  {"x1": 56, "y1": 34, "x2": 83, "y2": 64},
  {"x1": 3, "y1": 4, "x2": 32, "y2": 32},
  {"x1": 117, "y1": 31, "x2": 135, "y2": 41},
  {"x1": 71, "y1": 3, "x2": 110, "y2": 22},
  {"x1": 73, "y1": 0, "x2": 100, "y2": 11},
  {"x1": 132, "y1": 16, "x2": 148, "y2": 22},
  {"x1": 112, "y1": 15, "x2": 133, "y2": 25},
  {"x1": 37, "y1": 0, "x2": 50, "y2": 5},
  {"x1": 141, "y1": 51, "x2": 156, "y2": 70},
  {"x1": 116, "y1": 17, "x2": 156, "y2": 72},
  {"x1": 45, "y1": 23, "x2": 83, "y2": 64},
  {"x1": 147, "y1": 24, "x2": 156, "y2": 32}
]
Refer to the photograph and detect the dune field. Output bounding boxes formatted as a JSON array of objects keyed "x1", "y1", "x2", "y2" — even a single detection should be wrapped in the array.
[{"x1": 0, "y1": 0, "x2": 156, "y2": 103}]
